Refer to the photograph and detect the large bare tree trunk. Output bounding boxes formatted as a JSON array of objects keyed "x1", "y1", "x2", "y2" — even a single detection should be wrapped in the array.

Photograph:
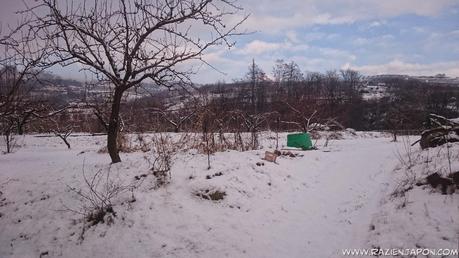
[{"x1": 107, "y1": 89, "x2": 123, "y2": 163}]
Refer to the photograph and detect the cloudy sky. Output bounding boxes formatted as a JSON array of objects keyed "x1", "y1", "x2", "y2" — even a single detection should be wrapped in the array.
[
  {"x1": 198, "y1": 0, "x2": 459, "y2": 83},
  {"x1": 1, "y1": 0, "x2": 459, "y2": 83}
]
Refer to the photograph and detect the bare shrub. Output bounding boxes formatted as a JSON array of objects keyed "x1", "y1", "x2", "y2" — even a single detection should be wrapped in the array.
[
  {"x1": 96, "y1": 132, "x2": 135, "y2": 153},
  {"x1": 117, "y1": 132, "x2": 134, "y2": 153},
  {"x1": 391, "y1": 137, "x2": 459, "y2": 202},
  {"x1": 51, "y1": 119, "x2": 73, "y2": 149},
  {"x1": 188, "y1": 131, "x2": 258, "y2": 154},
  {"x1": 145, "y1": 133, "x2": 182, "y2": 188},
  {"x1": 117, "y1": 132, "x2": 152, "y2": 153},
  {"x1": 64, "y1": 165, "x2": 136, "y2": 238},
  {"x1": 135, "y1": 133, "x2": 151, "y2": 152},
  {"x1": 323, "y1": 131, "x2": 342, "y2": 147},
  {"x1": 202, "y1": 114, "x2": 212, "y2": 169},
  {"x1": 394, "y1": 136, "x2": 419, "y2": 170},
  {"x1": 229, "y1": 125, "x2": 246, "y2": 151},
  {"x1": 1, "y1": 123, "x2": 17, "y2": 154},
  {"x1": 391, "y1": 136, "x2": 421, "y2": 203}
]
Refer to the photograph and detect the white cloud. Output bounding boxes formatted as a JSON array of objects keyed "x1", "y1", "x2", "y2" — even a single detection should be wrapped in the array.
[
  {"x1": 239, "y1": 0, "x2": 457, "y2": 33},
  {"x1": 286, "y1": 30, "x2": 300, "y2": 43},
  {"x1": 368, "y1": 20, "x2": 385, "y2": 28},
  {"x1": 318, "y1": 48, "x2": 356, "y2": 61},
  {"x1": 343, "y1": 59, "x2": 459, "y2": 77},
  {"x1": 374, "y1": 0, "x2": 455, "y2": 17},
  {"x1": 236, "y1": 40, "x2": 310, "y2": 56},
  {"x1": 423, "y1": 30, "x2": 459, "y2": 54},
  {"x1": 350, "y1": 34, "x2": 396, "y2": 50},
  {"x1": 236, "y1": 40, "x2": 283, "y2": 55},
  {"x1": 353, "y1": 37, "x2": 370, "y2": 46}
]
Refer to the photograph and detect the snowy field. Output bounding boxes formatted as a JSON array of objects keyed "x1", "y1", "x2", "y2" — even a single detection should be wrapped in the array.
[{"x1": 0, "y1": 132, "x2": 458, "y2": 257}]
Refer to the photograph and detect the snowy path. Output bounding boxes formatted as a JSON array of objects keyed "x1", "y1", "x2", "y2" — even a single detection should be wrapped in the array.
[
  {"x1": 193, "y1": 138, "x2": 399, "y2": 258},
  {"x1": 266, "y1": 139, "x2": 397, "y2": 257},
  {"x1": 0, "y1": 135, "x2": 400, "y2": 258}
]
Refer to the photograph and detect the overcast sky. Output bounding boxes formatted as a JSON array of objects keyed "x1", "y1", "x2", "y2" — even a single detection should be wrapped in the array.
[{"x1": 1, "y1": 0, "x2": 459, "y2": 83}]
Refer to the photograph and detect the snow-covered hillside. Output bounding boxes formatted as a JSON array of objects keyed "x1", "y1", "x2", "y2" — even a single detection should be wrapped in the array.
[{"x1": 0, "y1": 133, "x2": 457, "y2": 257}]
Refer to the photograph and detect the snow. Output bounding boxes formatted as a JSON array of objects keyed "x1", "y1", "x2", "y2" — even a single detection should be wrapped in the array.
[
  {"x1": 367, "y1": 138, "x2": 459, "y2": 254},
  {"x1": 449, "y1": 117, "x2": 459, "y2": 124},
  {"x1": 0, "y1": 133, "x2": 457, "y2": 257},
  {"x1": 361, "y1": 85, "x2": 388, "y2": 100}
]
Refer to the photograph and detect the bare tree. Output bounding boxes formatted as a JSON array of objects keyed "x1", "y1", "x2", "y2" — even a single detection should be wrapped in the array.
[
  {"x1": 272, "y1": 59, "x2": 303, "y2": 99},
  {"x1": 0, "y1": 66, "x2": 22, "y2": 153},
  {"x1": 0, "y1": 21, "x2": 49, "y2": 152},
  {"x1": 240, "y1": 111, "x2": 266, "y2": 150},
  {"x1": 284, "y1": 102, "x2": 318, "y2": 132},
  {"x1": 323, "y1": 70, "x2": 341, "y2": 116},
  {"x1": 50, "y1": 117, "x2": 73, "y2": 149},
  {"x1": 21, "y1": 0, "x2": 247, "y2": 163},
  {"x1": 340, "y1": 69, "x2": 362, "y2": 93},
  {"x1": 153, "y1": 98, "x2": 199, "y2": 133},
  {"x1": 245, "y1": 59, "x2": 267, "y2": 113}
]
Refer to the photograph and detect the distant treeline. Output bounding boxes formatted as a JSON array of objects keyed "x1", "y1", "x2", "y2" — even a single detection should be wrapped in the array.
[
  {"x1": 6, "y1": 63, "x2": 459, "y2": 134},
  {"x1": 32, "y1": 70, "x2": 459, "y2": 134}
]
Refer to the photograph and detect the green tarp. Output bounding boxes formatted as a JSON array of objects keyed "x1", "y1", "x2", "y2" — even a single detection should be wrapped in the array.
[{"x1": 287, "y1": 133, "x2": 313, "y2": 150}]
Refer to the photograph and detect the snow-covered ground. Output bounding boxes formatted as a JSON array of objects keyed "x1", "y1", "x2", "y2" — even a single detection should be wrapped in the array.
[
  {"x1": 366, "y1": 137, "x2": 459, "y2": 256},
  {"x1": 0, "y1": 132, "x2": 457, "y2": 257}
]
